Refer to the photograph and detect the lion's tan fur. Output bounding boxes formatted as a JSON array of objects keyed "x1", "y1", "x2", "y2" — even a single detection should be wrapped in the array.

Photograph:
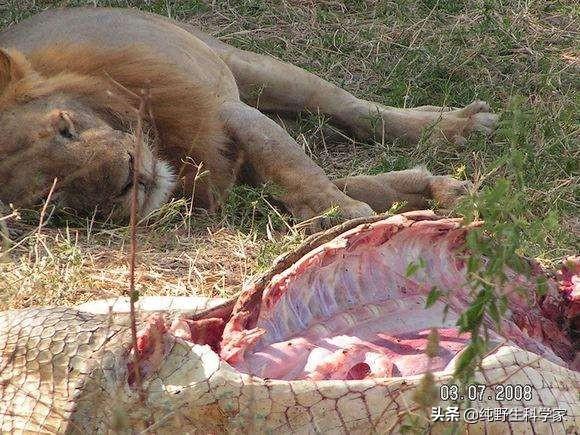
[
  {"x1": 26, "y1": 43, "x2": 229, "y2": 175},
  {"x1": 0, "y1": 43, "x2": 239, "y2": 212},
  {"x1": 0, "y1": 7, "x2": 496, "y2": 227}
]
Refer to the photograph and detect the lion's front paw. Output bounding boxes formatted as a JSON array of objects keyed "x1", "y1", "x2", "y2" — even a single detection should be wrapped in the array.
[
  {"x1": 337, "y1": 200, "x2": 376, "y2": 220},
  {"x1": 292, "y1": 197, "x2": 375, "y2": 233},
  {"x1": 428, "y1": 175, "x2": 473, "y2": 208}
]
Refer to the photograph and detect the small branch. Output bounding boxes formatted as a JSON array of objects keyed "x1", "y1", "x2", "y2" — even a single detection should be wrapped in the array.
[
  {"x1": 128, "y1": 95, "x2": 144, "y2": 391},
  {"x1": 126, "y1": 89, "x2": 153, "y2": 429},
  {"x1": 0, "y1": 205, "x2": 16, "y2": 256},
  {"x1": 0, "y1": 211, "x2": 18, "y2": 223},
  {"x1": 37, "y1": 177, "x2": 58, "y2": 235}
]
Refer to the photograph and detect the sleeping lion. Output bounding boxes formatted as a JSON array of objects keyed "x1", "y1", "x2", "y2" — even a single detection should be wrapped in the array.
[{"x1": 0, "y1": 8, "x2": 497, "y2": 230}]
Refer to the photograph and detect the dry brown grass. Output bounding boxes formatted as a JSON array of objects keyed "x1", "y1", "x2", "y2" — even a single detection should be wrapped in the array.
[{"x1": 0, "y1": 213, "x2": 273, "y2": 310}]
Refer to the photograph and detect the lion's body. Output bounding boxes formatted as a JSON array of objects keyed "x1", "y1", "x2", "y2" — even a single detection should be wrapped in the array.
[
  {"x1": 0, "y1": 7, "x2": 498, "y2": 228},
  {"x1": 0, "y1": 8, "x2": 238, "y2": 98}
]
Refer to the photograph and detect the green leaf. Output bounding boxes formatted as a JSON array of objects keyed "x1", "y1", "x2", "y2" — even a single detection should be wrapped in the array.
[
  {"x1": 457, "y1": 289, "x2": 490, "y2": 332},
  {"x1": 487, "y1": 298, "x2": 500, "y2": 324},
  {"x1": 405, "y1": 262, "x2": 417, "y2": 277},
  {"x1": 535, "y1": 276, "x2": 548, "y2": 296},
  {"x1": 454, "y1": 337, "x2": 485, "y2": 382},
  {"x1": 425, "y1": 287, "x2": 443, "y2": 308}
]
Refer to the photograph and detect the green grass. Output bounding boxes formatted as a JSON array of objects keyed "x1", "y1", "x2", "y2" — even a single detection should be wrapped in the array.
[
  {"x1": 180, "y1": 0, "x2": 577, "y2": 262},
  {"x1": 0, "y1": 0, "x2": 577, "y2": 311}
]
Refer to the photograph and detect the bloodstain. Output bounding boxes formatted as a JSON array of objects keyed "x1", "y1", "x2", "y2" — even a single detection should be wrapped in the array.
[{"x1": 346, "y1": 362, "x2": 371, "y2": 380}]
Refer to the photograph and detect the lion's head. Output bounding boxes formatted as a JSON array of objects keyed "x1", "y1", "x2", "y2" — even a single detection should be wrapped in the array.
[
  {"x1": 0, "y1": 40, "x2": 231, "y2": 221},
  {"x1": 0, "y1": 48, "x2": 176, "y2": 221}
]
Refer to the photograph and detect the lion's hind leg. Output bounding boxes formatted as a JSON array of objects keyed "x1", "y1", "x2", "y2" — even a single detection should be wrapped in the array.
[
  {"x1": 344, "y1": 100, "x2": 498, "y2": 145},
  {"x1": 193, "y1": 31, "x2": 498, "y2": 145},
  {"x1": 219, "y1": 101, "x2": 374, "y2": 230}
]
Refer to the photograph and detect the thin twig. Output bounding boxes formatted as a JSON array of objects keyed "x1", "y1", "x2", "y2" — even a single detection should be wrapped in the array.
[
  {"x1": 0, "y1": 204, "x2": 16, "y2": 257},
  {"x1": 37, "y1": 177, "x2": 58, "y2": 235},
  {"x1": 0, "y1": 211, "x2": 18, "y2": 223},
  {"x1": 127, "y1": 89, "x2": 152, "y2": 429}
]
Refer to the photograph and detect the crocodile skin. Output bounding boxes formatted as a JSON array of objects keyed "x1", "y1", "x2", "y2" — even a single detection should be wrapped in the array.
[
  {"x1": 1, "y1": 213, "x2": 578, "y2": 433},
  {"x1": 1, "y1": 307, "x2": 578, "y2": 433}
]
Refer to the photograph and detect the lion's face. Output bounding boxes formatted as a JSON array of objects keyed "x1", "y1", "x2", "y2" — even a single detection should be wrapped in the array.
[{"x1": 0, "y1": 50, "x2": 175, "y2": 221}]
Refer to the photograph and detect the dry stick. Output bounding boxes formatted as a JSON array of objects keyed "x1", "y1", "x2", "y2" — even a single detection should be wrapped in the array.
[
  {"x1": 127, "y1": 89, "x2": 152, "y2": 428},
  {"x1": 187, "y1": 160, "x2": 205, "y2": 238},
  {"x1": 99, "y1": 77, "x2": 158, "y2": 420},
  {"x1": 31, "y1": 177, "x2": 58, "y2": 262},
  {"x1": 0, "y1": 208, "x2": 17, "y2": 256},
  {"x1": 37, "y1": 177, "x2": 58, "y2": 235},
  {"x1": 0, "y1": 210, "x2": 18, "y2": 223}
]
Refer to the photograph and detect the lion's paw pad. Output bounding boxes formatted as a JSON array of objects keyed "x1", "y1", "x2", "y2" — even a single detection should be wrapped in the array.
[{"x1": 471, "y1": 112, "x2": 499, "y2": 134}]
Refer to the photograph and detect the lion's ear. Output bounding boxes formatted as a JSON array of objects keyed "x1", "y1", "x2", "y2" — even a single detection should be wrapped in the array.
[{"x1": 0, "y1": 49, "x2": 35, "y2": 94}]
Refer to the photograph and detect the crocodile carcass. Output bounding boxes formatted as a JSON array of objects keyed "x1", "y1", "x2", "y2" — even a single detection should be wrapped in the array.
[{"x1": 1, "y1": 211, "x2": 578, "y2": 433}]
